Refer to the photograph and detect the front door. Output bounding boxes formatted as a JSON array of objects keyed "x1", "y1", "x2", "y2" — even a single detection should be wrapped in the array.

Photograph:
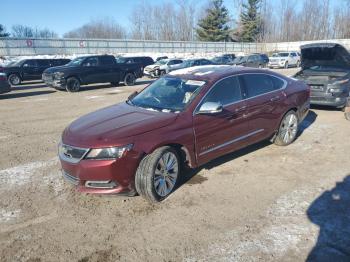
[
  {"x1": 193, "y1": 76, "x2": 249, "y2": 166},
  {"x1": 81, "y1": 57, "x2": 100, "y2": 84},
  {"x1": 21, "y1": 60, "x2": 39, "y2": 80}
]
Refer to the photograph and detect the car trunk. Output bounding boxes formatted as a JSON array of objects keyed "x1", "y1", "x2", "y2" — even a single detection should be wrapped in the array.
[{"x1": 295, "y1": 43, "x2": 350, "y2": 96}]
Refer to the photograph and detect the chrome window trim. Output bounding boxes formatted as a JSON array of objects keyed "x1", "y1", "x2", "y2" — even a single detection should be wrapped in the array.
[
  {"x1": 199, "y1": 129, "x2": 264, "y2": 156},
  {"x1": 193, "y1": 72, "x2": 288, "y2": 116}
]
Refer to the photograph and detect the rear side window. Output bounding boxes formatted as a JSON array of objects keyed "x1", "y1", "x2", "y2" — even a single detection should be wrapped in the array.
[
  {"x1": 99, "y1": 56, "x2": 115, "y2": 65},
  {"x1": 37, "y1": 60, "x2": 50, "y2": 67},
  {"x1": 202, "y1": 76, "x2": 242, "y2": 106},
  {"x1": 241, "y1": 74, "x2": 285, "y2": 98}
]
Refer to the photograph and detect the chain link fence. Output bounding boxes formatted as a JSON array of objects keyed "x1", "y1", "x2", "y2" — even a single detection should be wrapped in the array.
[{"x1": 1, "y1": 38, "x2": 350, "y2": 56}]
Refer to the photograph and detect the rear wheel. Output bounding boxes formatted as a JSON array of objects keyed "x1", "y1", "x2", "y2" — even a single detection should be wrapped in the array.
[
  {"x1": 274, "y1": 111, "x2": 299, "y2": 146},
  {"x1": 124, "y1": 73, "x2": 136, "y2": 86},
  {"x1": 65, "y1": 77, "x2": 80, "y2": 92},
  {"x1": 8, "y1": 74, "x2": 21, "y2": 86},
  {"x1": 135, "y1": 146, "x2": 180, "y2": 202}
]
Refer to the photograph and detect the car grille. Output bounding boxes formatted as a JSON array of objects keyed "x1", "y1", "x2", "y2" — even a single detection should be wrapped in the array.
[
  {"x1": 58, "y1": 143, "x2": 89, "y2": 164},
  {"x1": 42, "y1": 73, "x2": 54, "y2": 81},
  {"x1": 62, "y1": 170, "x2": 79, "y2": 186}
]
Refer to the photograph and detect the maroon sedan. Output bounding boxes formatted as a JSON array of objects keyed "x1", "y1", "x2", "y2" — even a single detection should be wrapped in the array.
[{"x1": 59, "y1": 66, "x2": 310, "y2": 202}]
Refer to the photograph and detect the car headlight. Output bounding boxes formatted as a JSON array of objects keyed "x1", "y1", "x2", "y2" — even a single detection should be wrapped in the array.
[
  {"x1": 85, "y1": 144, "x2": 133, "y2": 160},
  {"x1": 54, "y1": 72, "x2": 65, "y2": 79}
]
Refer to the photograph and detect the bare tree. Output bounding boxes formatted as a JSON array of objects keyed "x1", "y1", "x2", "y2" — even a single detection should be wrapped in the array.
[
  {"x1": 64, "y1": 17, "x2": 126, "y2": 39},
  {"x1": 11, "y1": 24, "x2": 57, "y2": 38}
]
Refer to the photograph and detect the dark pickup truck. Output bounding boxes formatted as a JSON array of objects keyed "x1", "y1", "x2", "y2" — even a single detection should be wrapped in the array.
[
  {"x1": 2, "y1": 58, "x2": 71, "y2": 86},
  {"x1": 42, "y1": 55, "x2": 142, "y2": 92}
]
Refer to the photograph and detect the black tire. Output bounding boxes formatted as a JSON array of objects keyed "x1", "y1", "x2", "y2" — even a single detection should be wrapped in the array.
[
  {"x1": 65, "y1": 77, "x2": 80, "y2": 92},
  {"x1": 160, "y1": 70, "x2": 166, "y2": 76},
  {"x1": 296, "y1": 60, "x2": 301, "y2": 67},
  {"x1": 135, "y1": 146, "x2": 180, "y2": 202},
  {"x1": 8, "y1": 74, "x2": 21, "y2": 86},
  {"x1": 284, "y1": 62, "x2": 289, "y2": 69},
  {"x1": 124, "y1": 73, "x2": 136, "y2": 86},
  {"x1": 274, "y1": 110, "x2": 299, "y2": 146},
  {"x1": 110, "y1": 82, "x2": 119, "y2": 87}
]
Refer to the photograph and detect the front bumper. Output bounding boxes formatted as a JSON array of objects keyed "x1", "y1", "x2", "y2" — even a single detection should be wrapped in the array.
[
  {"x1": 268, "y1": 61, "x2": 286, "y2": 68},
  {"x1": 60, "y1": 150, "x2": 142, "y2": 194},
  {"x1": 42, "y1": 74, "x2": 66, "y2": 89}
]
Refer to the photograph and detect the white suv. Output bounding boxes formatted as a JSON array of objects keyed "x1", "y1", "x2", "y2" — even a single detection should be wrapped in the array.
[{"x1": 268, "y1": 51, "x2": 301, "y2": 69}]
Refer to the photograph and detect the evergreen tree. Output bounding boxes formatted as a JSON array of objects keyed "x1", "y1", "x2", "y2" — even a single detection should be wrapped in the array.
[
  {"x1": 0, "y1": 24, "x2": 10, "y2": 37},
  {"x1": 196, "y1": 0, "x2": 230, "y2": 42},
  {"x1": 239, "y1": 0, "x2": 262, "y2": 42}
]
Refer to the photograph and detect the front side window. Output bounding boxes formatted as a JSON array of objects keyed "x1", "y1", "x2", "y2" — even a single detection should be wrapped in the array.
[
  {"x1": 82, "y1": 57, "x2": 98, "y2": 67},
  {"x1": 130, "y1": 77, "x2": 206, "y2": 112},
  {"x1": 202, "y1": 76, "x2": 242, "y2": 106},
  {"x1": 22, "y1": 60, "x2": 37, "y2": 67},
  {"x1": 241, "y1": 74, "x2": 284, "y2": 98}
]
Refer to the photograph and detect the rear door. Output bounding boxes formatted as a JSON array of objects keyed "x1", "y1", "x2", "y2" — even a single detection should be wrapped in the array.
[
  {"x1": 21, "y1": 60, "x2": 39, "y2": 80},
  {"x1": 98, "y1": 56, "x2": 119, "y2": 83},
  {"x1": 193, "y1": 76, "x2": 249, "y2": 165},
  {"x1": 239, "y1": 73, "x2": 287, "y2": 143}
]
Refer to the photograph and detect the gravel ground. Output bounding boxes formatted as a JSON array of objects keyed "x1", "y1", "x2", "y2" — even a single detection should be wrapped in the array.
[{"x1": 0, "y1": 68, "x2": 350, "y2": 262}]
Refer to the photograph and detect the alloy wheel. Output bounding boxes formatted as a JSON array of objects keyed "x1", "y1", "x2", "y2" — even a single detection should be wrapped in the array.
[
  {"x1": 153, "y1": 152, "x2": 179, "y2": 197},
  {"x1": 280, "y1": 113, "x2": 298, "y2": 144},
  {"x1": 9, "y1": 75, "x2": 20, "y2": 85}
]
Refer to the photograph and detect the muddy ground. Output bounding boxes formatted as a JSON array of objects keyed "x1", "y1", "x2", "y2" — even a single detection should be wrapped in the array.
[{"x1": 1, "y1": 68, "x2": 350, "y2": 262}]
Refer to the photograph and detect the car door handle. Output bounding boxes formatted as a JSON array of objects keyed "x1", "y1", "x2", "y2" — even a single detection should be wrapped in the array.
[{"x1": 270, "y1": 96, "x2": 280, "y2": 102}]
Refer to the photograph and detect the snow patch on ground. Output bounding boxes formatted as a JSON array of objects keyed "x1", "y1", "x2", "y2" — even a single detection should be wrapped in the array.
[
  {"x1": 0, "y1": 209, "x2": 21, "y2": 223},
  {"x1": 0, "y1": 158, "x2": 58, "y2": 187}
]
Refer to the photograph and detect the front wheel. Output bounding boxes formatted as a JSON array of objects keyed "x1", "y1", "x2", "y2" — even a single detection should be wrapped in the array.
[
  {"x1": 66, "y1": 77, "x2": 80, "y2": 92},
  {"x1": 296, "y1": 60, "x2": 301, "y2": 67},
  {"x1": 135, "y1": 146, "x2": 180, "y2": 202},
  {"x1": 274, "y1": 111, "x2": 299, "y2": 146},
  {"x1": 284, "y1": 62, "x2": 289, "y2": 69},
  {"x1": 124, "y1": 73, "x2": 136, "y2": 86}
]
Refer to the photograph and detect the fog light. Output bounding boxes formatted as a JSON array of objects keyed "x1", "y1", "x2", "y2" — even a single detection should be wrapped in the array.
[{"x1": 85, "y1": 180, "x2": 117, "y2": 189}]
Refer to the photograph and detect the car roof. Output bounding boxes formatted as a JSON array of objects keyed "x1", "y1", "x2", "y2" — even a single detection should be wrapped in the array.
[{"x1": 168, "y1": 65, "x2": 272, "y2": 82}]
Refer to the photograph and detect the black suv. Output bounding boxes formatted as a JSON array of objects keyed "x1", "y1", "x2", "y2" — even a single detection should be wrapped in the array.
[
  {"x1": 4, "y1": 59, "x2": 70, "y2": 86},
  {"x1": 116, "y1": 56, "x2": 154, "y2": 69}
]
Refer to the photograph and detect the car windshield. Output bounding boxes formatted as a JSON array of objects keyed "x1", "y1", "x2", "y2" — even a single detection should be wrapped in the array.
[
  {"x1": 67, "y1": 57, "x2": 86, "y2": 66},
  {"x1": 277, "y1": 53, "x2": 289, "y2": 57},
  {"x1": 129, "y1": 77, "x2": 206, "y2": 112},
  {"x1": 155, "y1": 59, "x2": 168, "y2": 65},
  {"x1": 8, "y1": 60, "x2": 24, "y2": 67}
]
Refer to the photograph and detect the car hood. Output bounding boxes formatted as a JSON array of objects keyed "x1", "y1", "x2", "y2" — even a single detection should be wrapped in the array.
[
  {"x1": 269, "y1": 56, "x2": 287, "y2": 60},
  {"x1": 145, "y1": 64, "x2": 161, "y2": 70},
  {"x1": 44, "y1": 65, "x2": 78, "y2": 74},
  {"x1": 301, "y1": 43, "x2": 350, "y2": 69},
  {"x1": 62, "y1": 102, "x2": 178, "y2": 148}
]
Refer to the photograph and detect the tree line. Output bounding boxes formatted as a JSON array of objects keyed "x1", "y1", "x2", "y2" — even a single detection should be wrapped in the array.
[{"x1": 1, "y1": 0, "x2": 350, "y2": 42}]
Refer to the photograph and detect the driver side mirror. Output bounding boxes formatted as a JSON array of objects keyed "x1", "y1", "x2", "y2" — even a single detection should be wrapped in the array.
[{"x1": 197, "y1": 102, "x2": 223, "y2": 115}]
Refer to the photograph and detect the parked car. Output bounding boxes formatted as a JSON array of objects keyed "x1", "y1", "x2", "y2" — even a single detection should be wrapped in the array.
[
  {"x1": 143, "y1": 58, "x2": 183, "y2": 77},
  {"x1": 58, "y1": 65, "x2": 310, "y2": 202},
  {"x1": 4, "y1": 59, "x2": 71, "y2": 86},
  {"x1": 222, "y1": 54, "x2": 236, "y2": 60},
  {"x1": 0, "y1": 73, "x2": 11, "y2": 94},
  {"x1": 42, "y1": 55, "x2": 142, "y2": 92},
  {"x1": 168, "y1": 58, "x2": 214, "y2": 72},
  {"x1": 233, "y1": 54, "x2": 269, "y2": 68},
  {"x1": 268, "y1": 51, "x2": 301, "y2": 69},
  {"x1": 211, "y1": 56, "x2": 234, "y2": 65},
  {"x1": 294, "y1": 43, "x2": 350, "y2": 110},
  {"x1": 116, "y1": 56, "x2": 154, "y2": 70}
]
